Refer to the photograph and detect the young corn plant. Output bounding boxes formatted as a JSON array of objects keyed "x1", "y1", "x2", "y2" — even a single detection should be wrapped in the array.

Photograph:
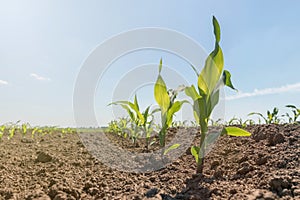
[
  {"x1": 285, "y1": 104, "x2": 300, "y2": 123},
  {"x1": 118, "y1": 117, "x2": 130, "y2": 136},
  {"x1": 0, "y1": 125, "x2": 5, "y2": 141},
  {"x1": 109, "y1": 95, "x2": 158, "y2": 146},
  {"x1": 171, "y1": 120, "x2": 189, "y2": 128},
  {"x1": 61, "y1": 128, "x2": 72, "y2": 137},
  {"x1": 21, "y1": 123, "x2": 28, "y2": 138},
  {"x1": 31, "y1": 127, "x2": 39, "y2": 138},
  {"x1": 106, "y1": 120, "x2": 123, "y2": 135},
  {"x1": 227, "y1": 117, "x2": 255, "y2": 128},
  {"x1": 185, "y1": 16, "x2": 251, "y2": 174},
  {"x1": 8, "y1": 127, "x2": 16, "y2": 140},
  {"x1": 208, "y1": 118, "x2": 223, "y2": 126},
  {"x1": 6, "y1": 120, "x2": 20, "y2": 140},
  {"x1": 105, "y1": 118, "x2": 130, "y2": 139},
  {"x1": 154, "y1": 59, "x2": 188, "y2": 147},
  {"x1": 248, "y1": 107, "x2": 281, "y2": 124}
]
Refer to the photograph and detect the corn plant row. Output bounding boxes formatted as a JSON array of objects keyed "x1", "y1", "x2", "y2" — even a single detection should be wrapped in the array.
[
  {"x1": 109, "y1": 16, "x2": 252, "y2": 174},
  {"x1": 0, "y1": 121, "x2": 76, "y2": 141}
]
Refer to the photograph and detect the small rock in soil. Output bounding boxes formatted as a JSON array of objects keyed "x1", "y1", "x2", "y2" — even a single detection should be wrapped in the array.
[
  {"x1": 213, "y1": 169, "x2": 223, "y2": 179},
  {"x1": 280, "y1": 188, "x2": 292, "y2": 196},
  {"x1": 145, "y1": 188, "x2": 159, "y2": 198},
  {"x1": 256, "y1": 156, "x2": 268, "y2": 165},
  {"x1": 252, "y1": 127, "x2": 267, "y2": 142},
  {"x1": 237, "y1": 162, "x2": 253, "y2": 175},
  {"x1": 21, "y1": 138, "x2": 34, "y2": 143},
  {"x1": 36, "y1": 152, "x2": 52, "y2": 163},
  {"x1": 269, "y1": 176, "x2": 291, "y2": 193},
  {"x1": 210, "y1": 160, "x2": 220, "y2": 170},
  {"x1": 87, "y1": 187, "x2": 99, "y2": 195},
  {"x1": 268, "y1": 133, "x2": 285, "y2": 146}
]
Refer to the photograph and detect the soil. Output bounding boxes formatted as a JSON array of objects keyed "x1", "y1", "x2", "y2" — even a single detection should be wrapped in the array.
[{"x1": 0, "y1": 124, "x2": 299, "y2": 200}]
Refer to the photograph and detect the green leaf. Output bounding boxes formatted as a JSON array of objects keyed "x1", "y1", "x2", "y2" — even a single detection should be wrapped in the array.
[
  {"x1": 212, "y1": 16, "x2": 221, "y2": 43},
  {"x1": 198, "y1": 44, "x2": 224, "y2": 96},
  {"x1": 248, "y1": 112, "x2": 267, "y2": 123},
  {"x1": 207, "y1": 89, "x2": 220, "y2": 117},
  {"x1": 190, "y1": 64, "x2": 199, "y2": 76},
  {"x1": 166, "y1": 100, "x2": 188, "y2": 127},
  {"x1": 191, "y1": 146, "x2": 200, "y2": 163},
  {"x1": 110, "y1": 101, "x2": 144, "y2": 124},
  {"x1": 184, "y1": 86, "x2": 202, "y2": 125},
  {"x1": 223, "y1": 70, "x2": 236, "y2": 90},
  {"x1": 154, "y1": 75, "x2": 170, "y2": 114},
  {"x1": 151, "y1": 108, "x2": 161, "y2": 114},
  {"x1": 120, "y1": 104, "x2": 135, "y2": 122},
  {"x1": 193, "y1": 109, "x2": 200, "y2": 124},
  {"x1": 185, "y1": 85, "x2": 201, "y2": 101},
  {"x1": 285, "y1": 105, "x2": 299, "y2": 110},
  {"x1": 130, "y1": 102, "x2": 145, "y2": 125},
  {"x1": 134, "y1": 95, "x2": 140, "y2": 111},
  {"x1": 163, "y1": 143, "x2": 181, "y2": 155},
  {"x1": 222, "y1": 127, "x2": 251, "y2": 137},
  {"x1": 159, "y1": 58, "x2": 163, "y2": 73},
  {"x1": 143, "y1": 106, "x2": 150, "y2": 123}
]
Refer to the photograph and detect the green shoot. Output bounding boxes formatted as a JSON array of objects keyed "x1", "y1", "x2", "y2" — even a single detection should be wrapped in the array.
[
  {"x1": 163, "y1": 143, "x2": 181, "y2": 155},
  {"x1": 106, "y1": 120, "x2": 123, "y2": 135},
  {"x1": 31, "y1": 127, "x2": 39, "y2": 138},
  {"x1": 0, "y1": 125, "x2": 5, "y2": 141},
  {"x1": 185, "y1": 16, "x2": 251, "y2": 174},
  {"x1": 21, "y1": 123, "x2": 28, "y2": 138},
  {"x1": 227, "y1": 117, "x2": 255, "y2": 128},
  {"x1": 285, "y1": 105, "x2": 300, "y2": 123},
  {"x1": 109, "y1": 95, "x2": 158, "y2": 146},
  {"x1": 208, "y1": 118, "x2": 222, "y2": 126},
  {"x1": 8, "y1": 127, "x2": 16, "y2": 140},
  {"x1": 248, "y1": 107, "x2": 281, "y2": 124},
  {"x1": 154, "y1": 59, "x2": 188, "y2": 147}
]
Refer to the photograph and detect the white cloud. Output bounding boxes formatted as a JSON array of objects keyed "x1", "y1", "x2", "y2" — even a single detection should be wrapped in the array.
[
  {"x1": 30, "y1": 73, "x2": 51, "y2": 81},
  {"x1": 226, "y1": 82, "x2": 300, "y2": 100},
  {"x1": 0, "y1": 80, "x2": 8, "y2": 85}
]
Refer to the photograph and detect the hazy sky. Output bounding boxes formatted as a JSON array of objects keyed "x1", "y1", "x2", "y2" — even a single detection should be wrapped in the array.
[{"x1": 0, "y1": 1, "x2": 299, "y2": 127}]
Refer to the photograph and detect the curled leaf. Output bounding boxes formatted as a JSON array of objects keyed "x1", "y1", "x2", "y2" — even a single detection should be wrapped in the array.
[
  {"x1": 163, "y1": 143, "x2": 181, "y2": 155},
  {"x1": 222, "y1": 127, "x2": 251, "y2": 137}
]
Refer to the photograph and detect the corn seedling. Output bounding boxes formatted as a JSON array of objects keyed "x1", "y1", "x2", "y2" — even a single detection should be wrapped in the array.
[
  {"x1": 190, "y1": 120, "x2": 198, "y2": 127},
  {"x1": 106, "y1": 120, "x2": 123, "y2": 135},
  {"x1": 208, "y1": 118, "x2": 223, "y2": 126},
  {"x1": 8, "y1": 127, "x2": 16, "y2": 140},
  {"x1": 0, "y1": 125, "x2": 5, "y2": 141},
  {"x1": 285, "y1": 105, "x2": 300, "y2": 123},
  {"x1": 227, "y1": 117, "x2": 242, "y2": 126},
  {"x1": 154, "y1": 59, "x2": 188, "y2": 147},
  {"x1": 109, "y1": 95, "x2": 159, "y2": 145},
  {"x1": 21, "y1": 123, "x2": 28, "y2": 138},
  {"x1": 227, "y1": 117, "x2": 254, "y2": 128},
  {"x1": 31, "y1": 127, "x2": 39, "y2": 138},
  {"x1": 248, "y1": 107, "x2": 281, "y2": 124},
  {"x1": 243, "y1": 119, "x2": 255, "y2": 127},
  {"x1": 171, "y1": 120, "x2": 190, "y2": 128},
  {"x1": 185, "y1": 16, "x2": 251, "y2": 174}
]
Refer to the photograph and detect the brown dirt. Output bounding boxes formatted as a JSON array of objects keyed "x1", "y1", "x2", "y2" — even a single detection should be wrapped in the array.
[{"x1": 0, "y1": 124, "x2": 299, "y2": 200}]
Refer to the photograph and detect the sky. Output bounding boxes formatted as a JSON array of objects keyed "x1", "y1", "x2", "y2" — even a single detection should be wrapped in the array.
[{"x1": 0, "y1": 1, "x2": 300, "y2": 127}]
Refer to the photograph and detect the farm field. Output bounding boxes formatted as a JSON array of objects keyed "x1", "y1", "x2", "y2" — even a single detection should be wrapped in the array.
[
  {"x1": 1, "y1": 2, "x2": 300, "y2": 200},
  {"x1": 0, "y1": 124, "x2": 299, "y2": 199}
]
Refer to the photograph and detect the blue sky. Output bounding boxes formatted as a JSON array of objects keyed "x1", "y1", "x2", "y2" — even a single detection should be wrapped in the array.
[{"x1": 0, "y1": 1, "x2": 300, "y2": 127}]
